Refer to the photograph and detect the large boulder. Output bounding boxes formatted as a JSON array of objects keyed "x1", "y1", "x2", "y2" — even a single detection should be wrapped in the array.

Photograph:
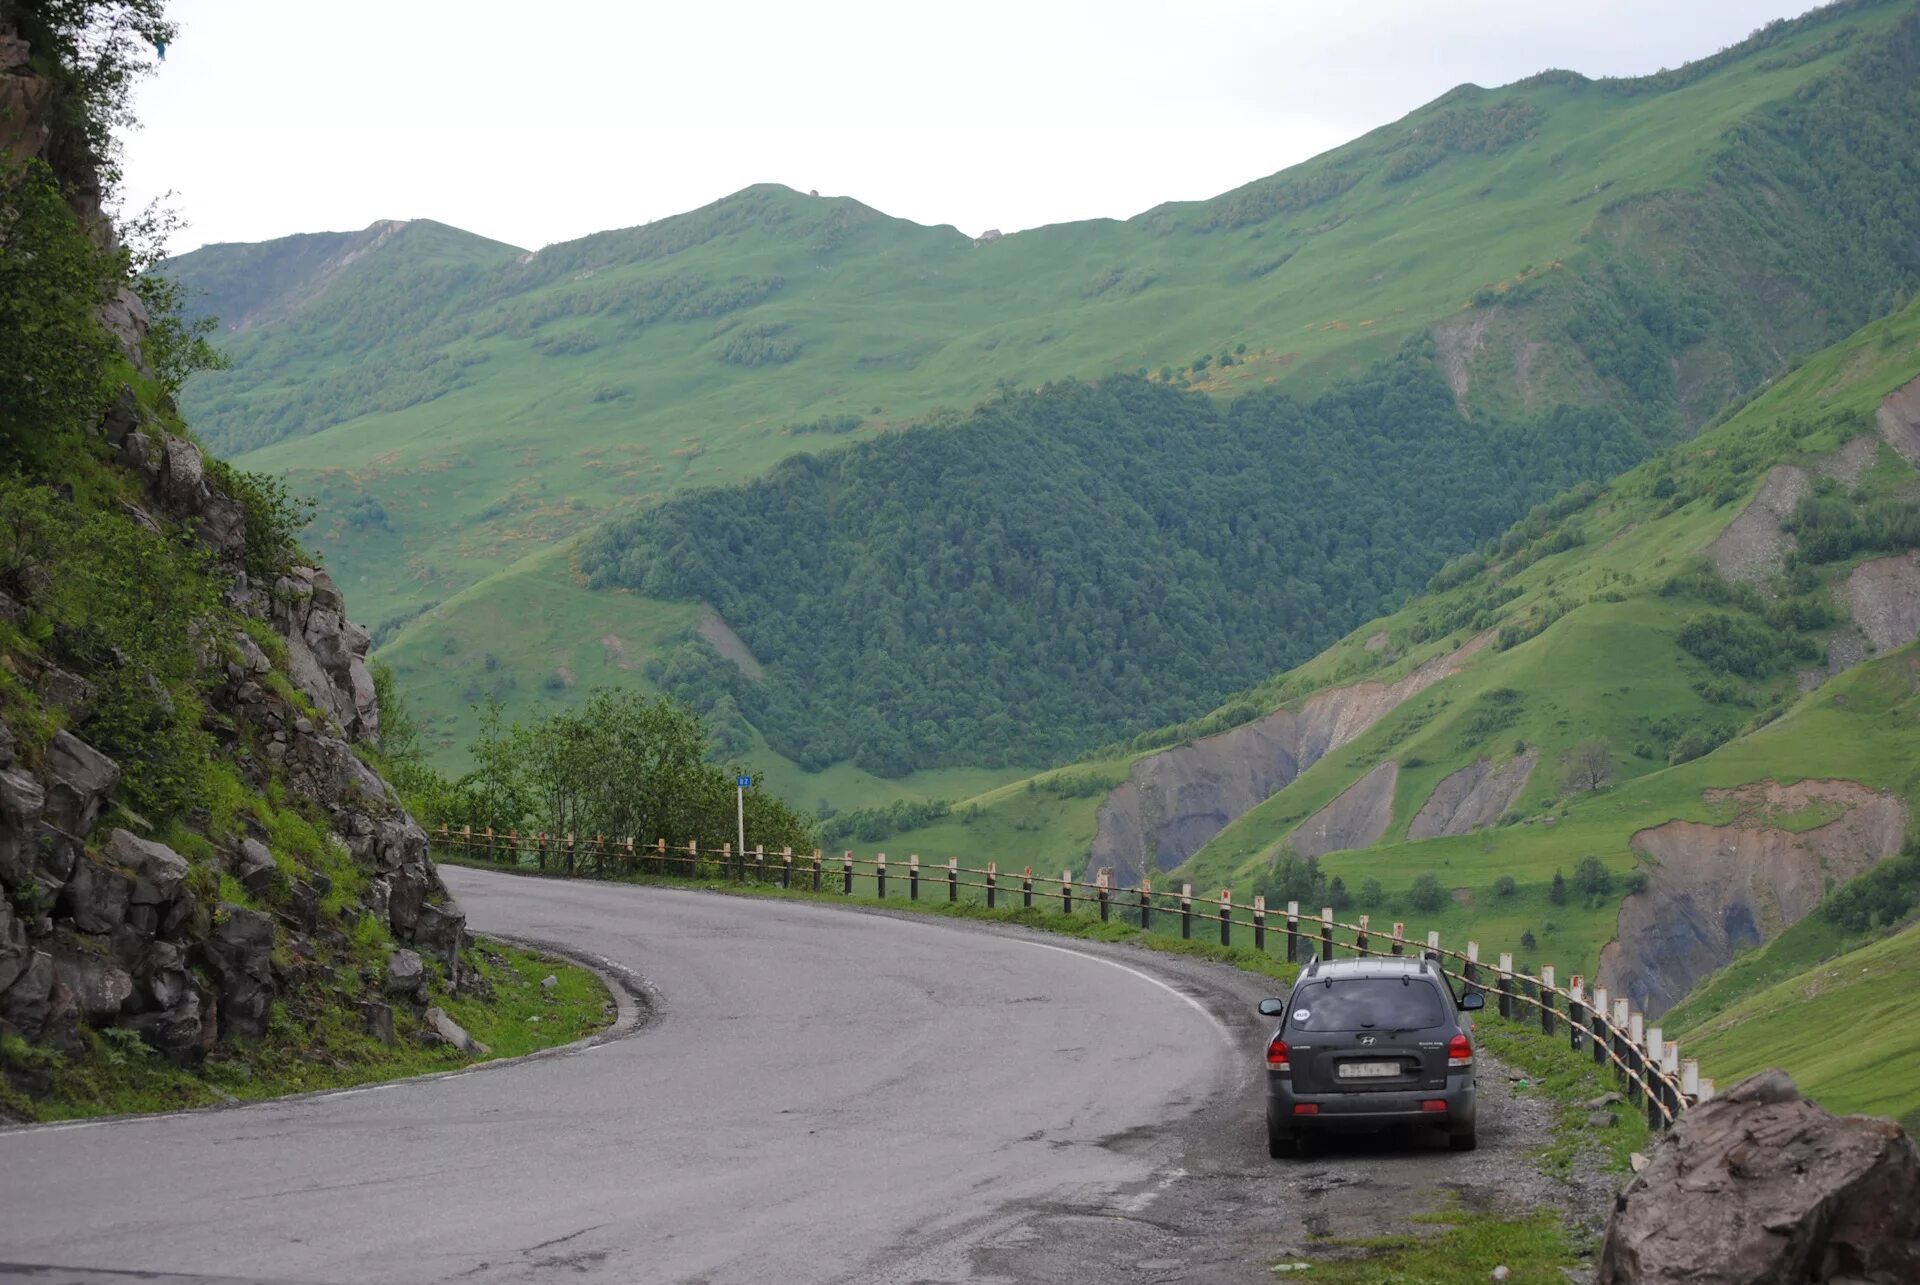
[
  {"x1": 125, "y1": 984, "x2": 211, "y2": 1065},
  {"x1": 231, "y1": 837, "x2": 278, "y2": 897},
  {"x1": 421, "y1": 1006, "x2": 489, "y2": 1056},
  {"x1": 0, "y1": 765, "x2": 44, "y2": 887},
  {"x1": 62, "y1": 856, "x2": 132, "y2": 934},
  {"x1": 52, "y1": 948, "x2": 134, "y2": 1023},
  {"x1": 0, "y1": 897, "x2": 28, "y2": 993},
  {"x1": 1598, "y1": 1070, "x2": 1920, "y2": 1284},
  {"x1": 384, "y1": 948, "x2": 425, "y2": 999},
  {"x1": 40, "y1": 731, "x2": 119, "y2": 838},
  {"x1": 104, "y1": 829, "x2": 190, "y2": 905},
  {"x1": 410, "y1": 900, "x2": 466, "y2": 971},
  {"x1": 0, "y1": 949, "x2": 54, "y2": 1038},
  {"x1": 202, "y1": 906, "x2": 276, "y2": 1040}
]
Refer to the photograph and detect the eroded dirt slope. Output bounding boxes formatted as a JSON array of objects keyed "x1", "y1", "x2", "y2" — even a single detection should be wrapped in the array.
[
  {"x1": 1597, "y1": 780, "x2": 1907, "y2": 1017},
  {"x1": 1407, "y1": 748, "x2": 1538, "y2": 840},
  {"x1": 1288, "y1": 761, "x2": 1399, "y2": 860},
  {"x1": 1085, "y1": 634, "x2": 1490, "y2": 885}
]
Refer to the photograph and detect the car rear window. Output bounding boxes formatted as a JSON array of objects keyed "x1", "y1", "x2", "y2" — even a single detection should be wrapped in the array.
[{"x1": 1287, "y1": 978, "x2": 1447, "y2": 1032}]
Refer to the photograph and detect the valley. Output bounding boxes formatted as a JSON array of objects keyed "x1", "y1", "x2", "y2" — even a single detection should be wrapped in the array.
[{"x1": 169, "y1": 0, "x2": 1920, "y2": 792}]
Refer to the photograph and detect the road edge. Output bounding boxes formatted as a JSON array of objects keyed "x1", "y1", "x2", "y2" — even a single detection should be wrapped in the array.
[{"x1": 0, "y1": 933, "x2": 657, "y2": 1136}]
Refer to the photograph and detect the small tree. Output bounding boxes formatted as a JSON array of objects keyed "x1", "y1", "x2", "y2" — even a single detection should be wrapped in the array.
[
  {"x1": 1561, "y1": 740, "x2": 1614, "y2": 794},
  {"x1": 1359, "y1": 877, "x2": 1384, "y2": 908},
  {"x1": 1328, "y1": 875, "x2": 1351, "y2": 910},
  {"x1": 1549, "y1": 869, "x2": 1568, "y2": 905},
  {"x1": 1408, "y1": 872, "x2": 1448, "y2": 914},
  {"x1": 1573, "y1": 854, "x2": 1614, "y2": 896},
  {"x1": 1520, "y1": 929, "x2": 1537, "y2": 950},
  {"x1": 1492, "y1": 874, "x2": 1517, "y2": 898}
]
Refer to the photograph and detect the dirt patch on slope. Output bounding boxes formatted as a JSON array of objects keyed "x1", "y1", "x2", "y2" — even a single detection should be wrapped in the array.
[
  {"x1": 1707, "y1": 465, "x2": 1809, "y2": 586},
  {"x1": 1407, "y1": 748, "x2": 1537, "y2": 840},
  {"x1": 1086, "y1": 633, "x2": 1492, "y2": 886},
  {"x1": 1877, "y1": 373, "x2": 1920, "y2": 467},
  {"x1": 1842, "y1": 550, "x2": 1920, "y2": 654},
  {"x1": 1817, "y1": 434, "x2": 1879, "y2": 489},
  {"x1": 1363, "y1": 630, "x2": 1390, "y2": 654},
  {"x1": 1597, "y1": 781, "x2": 1906, "y2": 1017},
  {"x1": 695, "y1": 607, "x2": 764, "y2": 682},
  {"x1": 1432, "y1": 311, "x2": 1493, "y2": 414},
  {"x1": 1288, "y1": 761, "x2": 1399, "y2": 859}
]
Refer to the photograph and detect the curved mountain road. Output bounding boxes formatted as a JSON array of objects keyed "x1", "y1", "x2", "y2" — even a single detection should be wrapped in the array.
[{"x1": 0, "y1": 867, "x2": 1565, "y2": 1283}]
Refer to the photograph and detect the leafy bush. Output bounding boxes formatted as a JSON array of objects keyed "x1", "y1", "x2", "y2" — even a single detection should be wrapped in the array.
[
  {"x1": 1572, "y1": 855, "x2": 1613, "y2": 896},
  {"x1": 1824, "y1": 841, "x2": 1920, "y2": 933},
  {"x1": 1408, "y1": 872, "x2": 1448, "y2": 914},
  {"x1": 819, "y1": 799, "x2": 953, "y2": 846},
  {"x1": 202, "y1": 458, "x2": 314, "y2": 579},
  {"x1": 0, "y1": 481, "x2": 219, "y2": 817},
  {"x1": 1676, "y1": 612, "x2": 1811, "y2": 678},
  {"x1": 1493, "y1": 875, "x2": 1517, "y2": 898},
  {"x1": 0, "y1": 158, "x2": 116, "y2": 457}
]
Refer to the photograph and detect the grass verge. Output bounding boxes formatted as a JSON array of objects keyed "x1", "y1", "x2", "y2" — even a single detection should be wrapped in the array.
[
  {"x1": 1476, "y1": 1016, "x2": 1653, "y2": 1175},
  {"x1": 1281, "y1": 1207, "x2": 1581, "y2": 1283},
  {"x1": 0, "y1": 939, "x2": 611, "y2": 1124}
]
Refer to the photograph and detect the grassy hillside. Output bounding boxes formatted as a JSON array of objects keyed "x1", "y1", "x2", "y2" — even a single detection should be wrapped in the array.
[
  {"x1": 1671, "y1": 921, "x2": 1920, "y2": 1132},
  {"x1": 847, "y1": 288, "x2": 1920, "y2": 1020},
  {"x1": 172, "y1": 1, "x2": 1920, "y2": 786}
]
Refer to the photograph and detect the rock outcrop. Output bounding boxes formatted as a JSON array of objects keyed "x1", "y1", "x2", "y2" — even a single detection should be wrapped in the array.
[
  {"x1": 0, "y1": 26, "x2": 51, "y2": 163},
  {"x1": 1407, "y1": 748, "x2": 1537, "y2": 840},
  {"x1": 1085, "y1": 633, "x2": 1490, "y2": 885},
  {"x1": 1597, "y1": 781, "x2": 1906, "y2": 1016},
  {"x1": 0, "y1": 340, "x2": 459, "y2": 1078},
  {"x1": 1598, "y1": 1070, "x2": 1920, "y2": 1284},
  {"x1": 1287, "y1": 762, "x2": 1399, "y2": 859}
]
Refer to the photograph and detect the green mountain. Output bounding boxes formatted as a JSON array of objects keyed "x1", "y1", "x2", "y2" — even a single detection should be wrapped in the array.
[
  {"x1": 848, "y1": 289, "x2": 1920, "y2": 1122},
  {"x1": 169, "y1": 0, "x2": 1920, "y2": 790}
]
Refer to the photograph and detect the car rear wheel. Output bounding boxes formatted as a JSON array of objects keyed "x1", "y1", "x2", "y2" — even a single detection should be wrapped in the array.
[
  {"x1": 1267, "y1": 1118, "x2": 1297, "y2": 1159},
  {"x1": 1448, "y1": 1128, "x2": 1477, "y2": 1152}
]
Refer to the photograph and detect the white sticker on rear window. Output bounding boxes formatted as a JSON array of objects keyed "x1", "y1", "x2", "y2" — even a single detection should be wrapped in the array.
[{"x1": 1294, "y1": 1009, "x2": 1310, "y2": 1021}]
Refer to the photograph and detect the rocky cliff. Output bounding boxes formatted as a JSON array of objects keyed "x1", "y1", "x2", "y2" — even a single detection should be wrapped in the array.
[
  {"x1": 1, "y1": 393, "x2": 464, "y2": 1076},
  {"x1": 0, "y1": 19, "x2": 464, "y2": 1104}
]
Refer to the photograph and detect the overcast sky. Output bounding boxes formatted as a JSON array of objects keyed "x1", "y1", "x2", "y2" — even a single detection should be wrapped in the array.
[{"x1": 121, "y1": 0, "x2": 1828, "y2": 254}]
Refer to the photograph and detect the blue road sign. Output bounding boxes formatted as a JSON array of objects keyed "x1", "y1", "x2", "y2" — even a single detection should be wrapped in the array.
[{"x1": 737, "y1": 775, "x2": 753, "y2": 789}]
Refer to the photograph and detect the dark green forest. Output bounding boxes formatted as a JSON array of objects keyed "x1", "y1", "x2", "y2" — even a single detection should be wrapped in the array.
[{"x1": 582, "y1": 354, "x2": 1655, "y2": 775}]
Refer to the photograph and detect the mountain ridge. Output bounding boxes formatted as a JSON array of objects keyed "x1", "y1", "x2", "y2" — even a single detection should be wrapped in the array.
[{"x1": 169, "y1": 0, "x2": 1920, "y2": 793}]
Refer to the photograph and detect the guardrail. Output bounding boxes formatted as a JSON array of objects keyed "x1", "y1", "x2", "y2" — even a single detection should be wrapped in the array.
[{"x1": 433, "y1": 824, "x2": 1711, "y2": 1129}]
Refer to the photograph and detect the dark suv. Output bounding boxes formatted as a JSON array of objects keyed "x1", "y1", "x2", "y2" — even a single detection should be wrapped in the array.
[{"x1": 1257, "y1": 954, "x2": 1483, "y2": 1157}]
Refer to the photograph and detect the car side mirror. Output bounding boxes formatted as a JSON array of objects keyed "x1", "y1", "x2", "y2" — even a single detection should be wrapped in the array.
[
  {"x1": 1458, "y1": 992, "x2": 1485, "y2": 1011},
  {"x1": 1257, "y1": 998, "x2": 1286, "y2": 1017}
]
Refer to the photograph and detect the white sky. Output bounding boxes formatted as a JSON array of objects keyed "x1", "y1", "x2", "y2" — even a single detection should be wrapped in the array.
[{"x1": 121, "y1": 0, "x2": 1828, "y2": 254}]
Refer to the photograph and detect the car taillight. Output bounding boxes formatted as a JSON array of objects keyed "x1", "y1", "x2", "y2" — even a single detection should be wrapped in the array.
[
  {"x1": 1447, "y1": 1034, "x2": 1473, "y2": 1068},
  {"x1": 1266, "y1": 1037, "x2": 1290, "y2": 1070}
]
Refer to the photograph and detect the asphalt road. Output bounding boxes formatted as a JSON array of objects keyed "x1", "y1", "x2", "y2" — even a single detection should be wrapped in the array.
[{"x1": 0, "y1": 868, "x2": 1562, "y2": 1284}]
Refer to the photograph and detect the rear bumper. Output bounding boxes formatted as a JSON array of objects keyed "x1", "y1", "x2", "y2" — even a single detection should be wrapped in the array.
[{"x1": 1267, "y1": 1073, "x2": 1476, "y2": 1136}]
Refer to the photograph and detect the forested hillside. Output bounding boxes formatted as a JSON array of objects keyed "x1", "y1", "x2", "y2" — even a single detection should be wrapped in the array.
[
  {"x1": 168, "y1": 0, "x2": 1920, "y2": 793},
  {"x1": 583, "y1": 354, "x2": 1640, "y2": 773}
]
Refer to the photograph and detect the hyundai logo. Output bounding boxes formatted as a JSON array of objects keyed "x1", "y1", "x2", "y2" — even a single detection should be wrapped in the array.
[{"x1": 1358, "y1": 1034, "x2": 1376, "y2": 1046}]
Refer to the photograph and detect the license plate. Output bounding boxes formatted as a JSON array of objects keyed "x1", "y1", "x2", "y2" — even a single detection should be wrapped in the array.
[{"x1": 1337, "y1": 1061, "x2": 1401, "y2": 1079}]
